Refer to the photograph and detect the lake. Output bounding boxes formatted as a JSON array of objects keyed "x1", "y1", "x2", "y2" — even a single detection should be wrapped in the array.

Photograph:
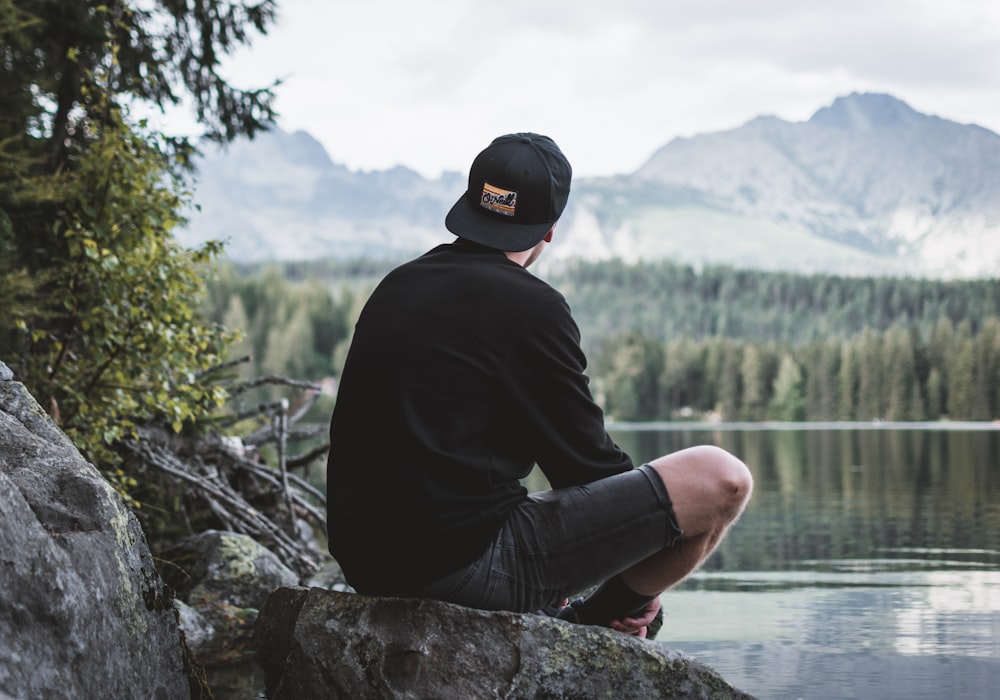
[{"x1": 596, "y1": 424, "x2": 1000, "y2": 700}]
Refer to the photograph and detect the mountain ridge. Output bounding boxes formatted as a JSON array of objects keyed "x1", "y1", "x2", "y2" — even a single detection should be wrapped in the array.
[{"x1": 179, "y1": 93, "x2": 1000, "y2": 278}]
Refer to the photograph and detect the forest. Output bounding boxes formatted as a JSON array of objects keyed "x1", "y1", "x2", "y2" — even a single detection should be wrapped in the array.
[{"x1": 202, "y1": 257, "x2": 1000, "y2": 424}]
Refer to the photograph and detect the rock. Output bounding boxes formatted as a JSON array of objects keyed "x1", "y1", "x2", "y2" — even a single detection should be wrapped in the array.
[
  {"x1": 160, "y1": 530, "x2": 300, "y2": 610},
  {"x1": 304, "y1": 557, "x2": 354, "y2": 592},
  {"x1": 175, "y1": 600, "x2": 216, "y2": 655},
  {"x1": 160, "y1": 530, "x2": 300, "y2": 664},
  {"x1": 0, "y1": 362, "x2": 194, "y2": 699},
  {"x1": 254, "y1": 587, "x2": 756, "y2": 700}
]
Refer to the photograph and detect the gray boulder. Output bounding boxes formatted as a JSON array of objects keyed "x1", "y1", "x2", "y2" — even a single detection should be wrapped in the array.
[
  {"x1": 0, "y1": 362, "x2": 193, "y2": 700},
  {"x1": 161, "y1": 529, "x2": 300, "y2": 663},
  {"x1": 162, "y1": 529, "x2": 300, "y2": 610},
  {"x1": 255, "y1": 586, "x2": 756, "y2": 699}
]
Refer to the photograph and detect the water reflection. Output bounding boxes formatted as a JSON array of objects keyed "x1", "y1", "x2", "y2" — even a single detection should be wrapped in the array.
[
  {"x1": 584, "y1": 427, "x2": 1000, "y2": 700},
  {"x1": 602, "y1": 428, "x2": 1000, "y2": 571}
]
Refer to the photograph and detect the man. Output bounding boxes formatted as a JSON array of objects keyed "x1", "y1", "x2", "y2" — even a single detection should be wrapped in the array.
[{"x1": 326, "y1": 133, "x2": 752, "y2": 638}]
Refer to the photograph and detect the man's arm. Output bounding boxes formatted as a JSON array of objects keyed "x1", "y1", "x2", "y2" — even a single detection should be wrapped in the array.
[{"x1": 507, "y1": 292, "x2": 633, "y2": 488}]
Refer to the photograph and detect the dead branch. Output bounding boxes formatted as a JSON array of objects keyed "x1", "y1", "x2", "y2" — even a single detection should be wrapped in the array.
[
  {"x1": 122, "y1": 368, "x2": 333, "y2": 579},
  {"x1": 197, "y1": 354, "x2": 252, "y2": 379},
  {"x1": 229, "y1": 375, "x2": 321, "y2": 397},
  {"x1": 287, "y1": 443, "x2": 330, "y2": 471},
  {"x1": 127, "y1": 424, "x2": 326, "y2": 577}
]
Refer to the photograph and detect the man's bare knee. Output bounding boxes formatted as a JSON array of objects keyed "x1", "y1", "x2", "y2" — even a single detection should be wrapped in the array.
[
  {"x1": 648, "y1": 445, "x2": 753, "y2": 534},
  {"x1": 715, "y1": 448, "x2": 753, "y2": 513}
]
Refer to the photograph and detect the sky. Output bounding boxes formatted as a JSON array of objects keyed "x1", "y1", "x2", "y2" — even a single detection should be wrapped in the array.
[{"x1": 174, "y1": 0, "x2": 1000, "y2": 178}]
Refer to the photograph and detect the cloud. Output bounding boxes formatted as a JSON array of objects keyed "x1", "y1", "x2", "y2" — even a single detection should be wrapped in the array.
[{"x1": 210, "y1": 0, "x2": 1000, "y2": 177}]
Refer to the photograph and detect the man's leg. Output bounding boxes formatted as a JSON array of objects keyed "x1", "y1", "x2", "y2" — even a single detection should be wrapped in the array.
[
  {"x1": 621, "y1": 445, "x2": 753, "y2": 596},
  {"x1": 561, "y1": 445, "x2": 752, "y2": 631}
]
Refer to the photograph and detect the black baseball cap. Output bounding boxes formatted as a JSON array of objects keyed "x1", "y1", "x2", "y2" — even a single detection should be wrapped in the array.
[{"x1": 445, "y1": 133, "x2": 572, "y2": 252}]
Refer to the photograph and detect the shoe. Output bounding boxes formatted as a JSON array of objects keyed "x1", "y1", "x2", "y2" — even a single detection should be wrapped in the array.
[
  {"x1": 645, "y1": 606, "x2": 664, "y2": 640},
  {"x1": 553, "y1": 597, "x2": 587, "y2": 624},
  {"x1": 534, "y1": 602, "x2": 566, "y2": 617}
]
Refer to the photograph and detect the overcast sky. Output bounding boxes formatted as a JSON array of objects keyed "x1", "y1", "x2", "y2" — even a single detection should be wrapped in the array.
[{"x1": 196, "y1": 0, "x2": 1000, "y2": 178}]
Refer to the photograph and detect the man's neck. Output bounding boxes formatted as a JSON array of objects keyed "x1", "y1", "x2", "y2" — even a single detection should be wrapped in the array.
[
  {"x1": 503, "y1": 249, "x2": 532, "y2": 268},
  {"x1": 506, "y1": 240, "x2": 548, "y2": 269}
]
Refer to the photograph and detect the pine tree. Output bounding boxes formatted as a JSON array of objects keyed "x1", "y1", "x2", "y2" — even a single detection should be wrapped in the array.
[
  {"x1": 883, "y1": 325, "x2": 916, "y2": 421},
  {"x1": 927, "y1": 317, "x2": 955, "y2": 414},
  {"x1": 769, "y1": 354, "x2": 806, "y2": 421},
  {"x1": 856, "y1": 329, "x2": 883, "y2": 420},
  {"x1": 718, "y1": 340, "x2": 742, "y2": 421},
  {"x1": 595, "y1": 332, "x2": 665, "y2": 421},
  {"x1": 925, "y1": 368, "x2": 943, "y2": 419},
  {"x1": 838, "y1": 342, "x2": 858, "y2": 420},
  {"x1": 661, "y1": 336, "x2": 705, "y2": 416},
  {"x1": 739, "y1": 343, "x2": 768, "y2": 420},
  {"x1": 947, "y1": 323, "x2": 976, "y2": 420},
  {"x1": 975, "y1": 317, "x2": 1000, "y2": 419}
]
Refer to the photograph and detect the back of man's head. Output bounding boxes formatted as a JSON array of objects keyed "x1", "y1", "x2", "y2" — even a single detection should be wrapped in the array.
[{"x1": 445, "y1": 133, "x2": 572, "y2": 253}]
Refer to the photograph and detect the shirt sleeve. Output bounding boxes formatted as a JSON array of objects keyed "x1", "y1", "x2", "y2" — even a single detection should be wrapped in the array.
[{"x1": 505, "y1": 290, "x2": 634, "y2": 489}]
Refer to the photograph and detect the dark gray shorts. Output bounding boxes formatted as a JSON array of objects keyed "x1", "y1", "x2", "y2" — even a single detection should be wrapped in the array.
[{"x1": 411, "y1": 464, "x2": 684, "y2": 613}]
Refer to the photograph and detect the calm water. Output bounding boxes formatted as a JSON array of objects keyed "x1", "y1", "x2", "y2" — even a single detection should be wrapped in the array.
[{"x1": 598, "y1": 425, "x2": 1000, "y2": 700}]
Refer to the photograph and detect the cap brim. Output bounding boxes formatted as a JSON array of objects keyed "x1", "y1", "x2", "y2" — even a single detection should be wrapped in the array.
[{"x1": 445, "y1": 192, "x2": 554, "y2": 253}]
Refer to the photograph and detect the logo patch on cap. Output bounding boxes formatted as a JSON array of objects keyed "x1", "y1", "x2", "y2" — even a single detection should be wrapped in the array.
[{"x1": 480, "y1": 181, "x2": 517, "y2": 217}]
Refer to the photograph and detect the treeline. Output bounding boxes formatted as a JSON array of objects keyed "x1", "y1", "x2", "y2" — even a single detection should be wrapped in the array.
[
  {"x1": 593, "y1": 320, "x2": 1000, "y2": 422},
  {"x1": 550, "y1": 259, "x2": 1000, "y2": 347},
  {"x1": 204, "y1": 258, "x2": 1000, "y2": 422},
  {"x1": 202, "y1": 265, "x2": 364, "y2": 387}
]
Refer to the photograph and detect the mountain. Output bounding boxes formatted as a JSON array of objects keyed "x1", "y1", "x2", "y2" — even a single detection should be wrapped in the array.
[
  {"x1": 177, "y1": 129, "x2": 464, "y2": 261},
  {"x1": 179, "y1": 93, "x2": 1000, "y2": 278}
]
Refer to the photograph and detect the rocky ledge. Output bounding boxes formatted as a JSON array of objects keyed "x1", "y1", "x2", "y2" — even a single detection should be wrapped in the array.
[{"x1": 254, "y1": 586, "x2": 756, "y2": 699}]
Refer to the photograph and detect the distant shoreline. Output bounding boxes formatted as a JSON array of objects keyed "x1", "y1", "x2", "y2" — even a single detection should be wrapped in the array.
[{"x1": 607, "y1": 420, "x2": 1000, "y2": 432}]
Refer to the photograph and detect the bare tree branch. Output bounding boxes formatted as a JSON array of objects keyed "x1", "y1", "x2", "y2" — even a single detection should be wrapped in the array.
[{"x1": 229, "y1": 375, "x2": 320, "y2": 396}]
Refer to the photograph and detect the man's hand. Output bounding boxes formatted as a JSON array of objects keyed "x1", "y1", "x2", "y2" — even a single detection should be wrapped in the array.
[{"x1": 608, "y1": 596, "x2": 661, "y2": 638}]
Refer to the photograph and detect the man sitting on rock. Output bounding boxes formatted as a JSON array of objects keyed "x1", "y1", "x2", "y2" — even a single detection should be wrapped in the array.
[{"x1": 325, "y1": 132, "x2": 753, "y2": 638}]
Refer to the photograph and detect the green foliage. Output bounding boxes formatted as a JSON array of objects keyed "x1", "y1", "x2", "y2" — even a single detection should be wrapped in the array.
[
  {"x1": 768, "y1": 355, "x2": 806, "y2": 421},
  {"x1": 739, "y1": 344, "x2": 772, "y2": 420},
  {"x1": 0, "y1": 0, "x2": 279, "y2": 506},
  {"x1": 801, "y1": 341, "x2": 839, "y2": 420},
  {"x1": 560, "y1": 257, "x2": 1000, "y2": 422},
  {"x1": 3, "y1": 111, "x2": 235, "y2": 498},
  {"x1": 201, "y1": 265, "x2": 364, "y2": 397},
  {"x1": 593, "y1": 331, "x2": 664, "y2": 421},
  {"x1": 0, "y1": 0, "x2": 276, "y2": 171},
  {"x1": 550, "y1": 258, "x2": 1000, "y2": 352},
  {"x1": 593, "y1": 321, "x2": 1000, "y2": 423}
]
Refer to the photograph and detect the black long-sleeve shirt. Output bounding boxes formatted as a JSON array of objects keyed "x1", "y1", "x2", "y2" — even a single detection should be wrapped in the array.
[{"x1": 325, "y1": 241, "x2": 633, "y2": 593}]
